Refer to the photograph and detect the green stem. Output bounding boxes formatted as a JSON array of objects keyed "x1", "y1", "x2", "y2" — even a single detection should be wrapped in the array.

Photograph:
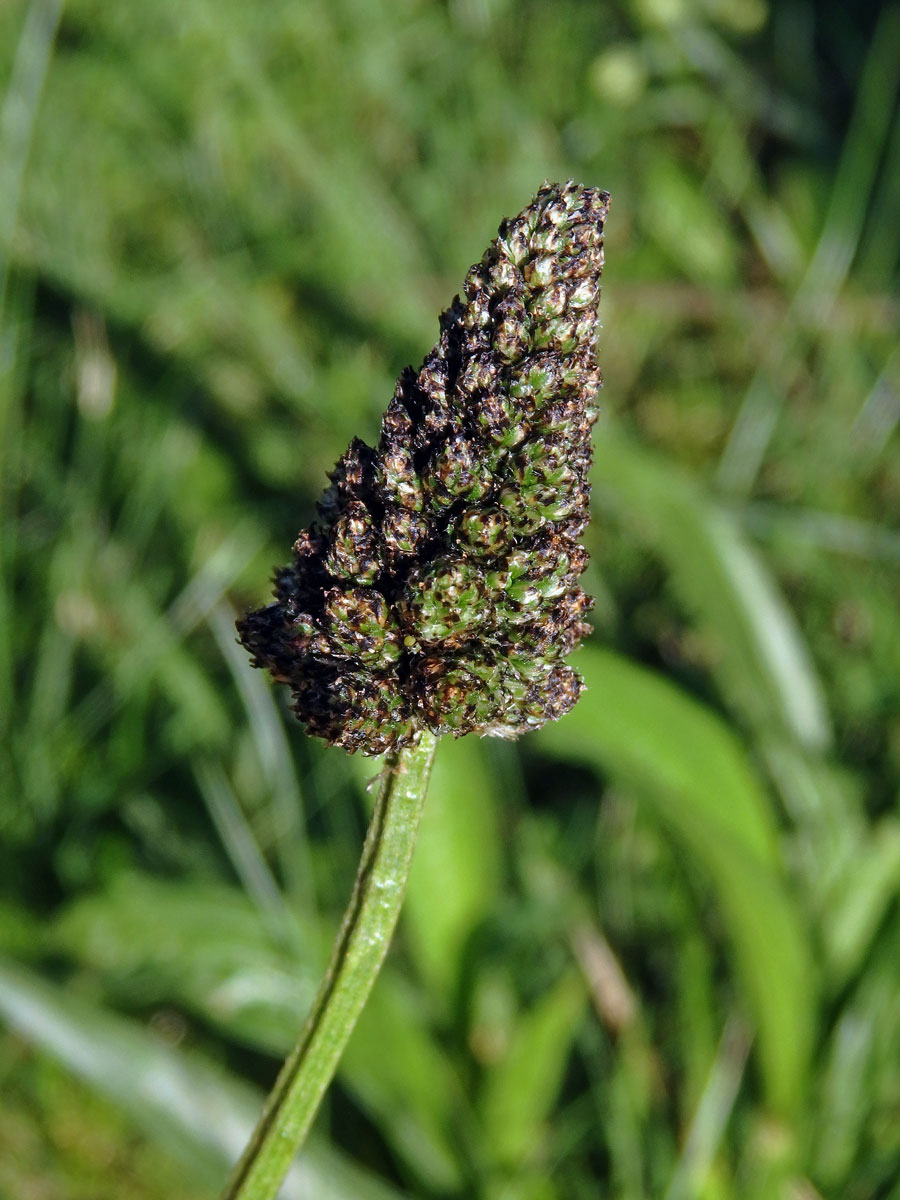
[{"x1": 221, "y1": 730, "x2": 438, "y2": 1200}]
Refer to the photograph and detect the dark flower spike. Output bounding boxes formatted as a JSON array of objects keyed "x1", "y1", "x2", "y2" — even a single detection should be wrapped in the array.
[{"x1": 238, "y1": 181, "x2": 610, "y2": 755}]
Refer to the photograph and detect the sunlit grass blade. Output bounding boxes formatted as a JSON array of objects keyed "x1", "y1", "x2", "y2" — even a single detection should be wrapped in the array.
[
  {"x1": 716, "y1": 3, "x2": 900, "y2": 494},
  {"x1": 0, "y1": 0, "x2": 65, "y2": 317},
  {"x1": 341, "y1": 975, "x2": 467, "y2": 1191},
  {"x1": 53, "y1": 868, "x2": 467, "y2": 1189},
  {"x1": 0, "y1": 959, "x2": 409, "y2": 1200},
  {"x1": 742, "y1": 499, "x2": 900, "y2": 564},
  {"x1": 538, "y1": 645, "x2": 814, "y2": 1116},
  {"x1": 207, "y1": 601, "x2": 314, "y2": 910},
  {"x1": 193, "y1": 758, "x2": 300, "y2": 950},
  {"x1": 66, "y1": 519, "x2": 261, "y2": 748},
  {"x1": 821, "y1": 818, "x2": 900, "y2": 987},
  {"x1": 663, "y1": 1015, "x2": 752, "y2": 1200},
  {"x1": 593, "y1": 427, "x2": 832, "y2": 753},
  {"x1": 52, "y1": 873, "x2": 319, "y2": 1054},
  {"x1": 478, "y1": 970, "x2": 587, "y2": 1172},
  {"x1": 793, "y1": 4, "x2": 900, "y2": 321}
]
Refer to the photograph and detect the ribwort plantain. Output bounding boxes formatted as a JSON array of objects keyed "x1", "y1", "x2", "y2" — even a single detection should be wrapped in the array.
[{"x1": 238, "y1": 182, "x2": 610, "y2": 754}]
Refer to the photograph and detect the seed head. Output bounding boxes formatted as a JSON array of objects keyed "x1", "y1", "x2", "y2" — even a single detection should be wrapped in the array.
[{"x1": 238, "y1": 182, "x2": 610, "y2": 754}]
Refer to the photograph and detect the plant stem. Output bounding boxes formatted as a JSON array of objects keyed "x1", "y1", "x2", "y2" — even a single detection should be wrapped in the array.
[{"x1": 220, "y1": 730, "x2": 438, "y2": 1200}]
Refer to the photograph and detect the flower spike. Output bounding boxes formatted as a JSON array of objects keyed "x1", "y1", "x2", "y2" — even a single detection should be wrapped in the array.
[{"x1": 238, "y1": 182, "x2": 610, "y2": 754}]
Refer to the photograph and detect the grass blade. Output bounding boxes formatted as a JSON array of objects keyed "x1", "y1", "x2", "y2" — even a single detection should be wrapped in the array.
[{"x1": 538, "y1": 646, "x2": 814, "y2": 1115}]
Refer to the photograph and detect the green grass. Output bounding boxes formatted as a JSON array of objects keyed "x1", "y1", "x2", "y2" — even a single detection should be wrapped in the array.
[{"x1": 2, "y1": 1, "x2": 899, "y2": 1197}]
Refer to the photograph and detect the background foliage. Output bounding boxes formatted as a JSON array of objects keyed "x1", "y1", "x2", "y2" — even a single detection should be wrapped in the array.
[{"x1": 1, "y1": 0, "x2": 899, "y2": 1196}]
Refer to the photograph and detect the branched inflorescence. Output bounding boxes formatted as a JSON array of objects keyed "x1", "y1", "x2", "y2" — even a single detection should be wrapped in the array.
[{"x1": 238, "y1": 182, "x2": 610, "y2": 754}]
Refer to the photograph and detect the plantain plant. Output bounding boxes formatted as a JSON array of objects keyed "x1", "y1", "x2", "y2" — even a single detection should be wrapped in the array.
[{"x1": 225, "y1": 181, "x2": 609, "y2": 1200}]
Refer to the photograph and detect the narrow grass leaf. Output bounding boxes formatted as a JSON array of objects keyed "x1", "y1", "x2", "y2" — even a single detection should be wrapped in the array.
[
  {"x1": 193, "y1": 758, "x2": 300, "y2": 951},
  {"x1": 0, "y1": 959, "x2": 408, "y2": 1199},
  {"x1": 478, "y1": 970, "x2": 587, "y2": 1169},
  {"x1": 52, "y1": 873, "x2": 320, "y2": 1056},
  {"x1": 822, "y1": 818, "x2": 900, "y2": 987},
  {"x1": 593, "y1": 428, "x2": 832, "y2": 752},
  {"x1": 53, "y1": 869, "x2": 463, "y2": 1187},
  {"x1": 402, "y1": 736, "x2": 503, "y2": 999},
  {"x1": 343, "y1": 974, "x2": 466, "y2": 1191},
  {"x1": 538, "y1": 646, "x2": 814, "y2": 1115},
  {"x1": 207, "y1": 601, "x2": 313, "y2": 910}
]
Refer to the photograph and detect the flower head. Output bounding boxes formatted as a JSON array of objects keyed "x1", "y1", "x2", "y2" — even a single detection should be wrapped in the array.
[{"x1": 238, "y1": 182, "x2": 610, "y2": 754}]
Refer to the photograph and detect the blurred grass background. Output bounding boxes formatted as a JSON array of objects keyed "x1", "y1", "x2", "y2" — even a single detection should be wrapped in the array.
[{"x1": 1, "y1": 0, "x2": 899, "y2": 1196}]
